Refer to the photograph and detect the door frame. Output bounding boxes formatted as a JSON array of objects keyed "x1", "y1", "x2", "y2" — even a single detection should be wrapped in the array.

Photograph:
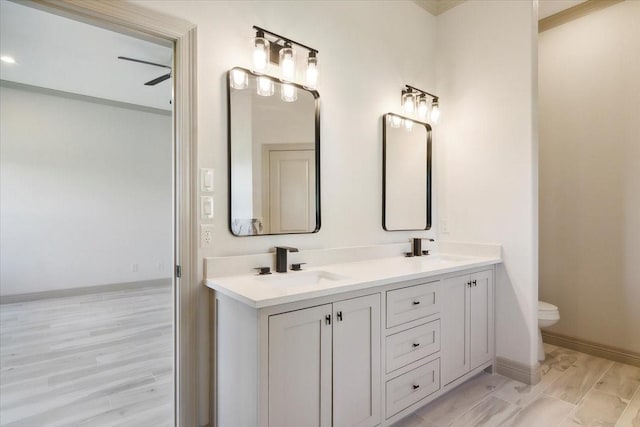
[{"x1": 24, "y1": 1, "x2": 199, "y2": 425}]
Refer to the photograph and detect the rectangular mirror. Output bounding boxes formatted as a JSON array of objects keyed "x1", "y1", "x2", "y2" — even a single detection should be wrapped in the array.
[
  {"x1": 382, "y1": 113, "x2": 432, "y2": 231},
  {"x1": 227, "y1": 67, "x2": 320, "y2": 236}
]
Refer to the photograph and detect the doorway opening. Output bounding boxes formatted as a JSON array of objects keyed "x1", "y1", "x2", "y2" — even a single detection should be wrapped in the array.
[{"x1": 1, "y1": 1, "x2": 177, "y2": 424}]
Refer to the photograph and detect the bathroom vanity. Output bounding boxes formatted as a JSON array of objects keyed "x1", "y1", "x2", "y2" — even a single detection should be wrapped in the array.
[{"x1": 207, "y1": 246, "x2": 501, "y2": 427}]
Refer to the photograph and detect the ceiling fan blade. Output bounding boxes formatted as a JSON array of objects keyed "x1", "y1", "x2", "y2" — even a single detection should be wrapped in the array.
[
  {"x1": 144, "y1": 73, "x2": 172, "y2": 86},
  {"x1": 118, "y1": 56, "x2": 171, "y2": 70}
]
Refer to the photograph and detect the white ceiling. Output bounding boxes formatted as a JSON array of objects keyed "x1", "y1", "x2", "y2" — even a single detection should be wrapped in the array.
[
  {"x1": 539, "y1": 0, "x2": 588, "y2": 20},
  {"x1": 0, "y1": 1, "x2": 172, "y2": 111}
]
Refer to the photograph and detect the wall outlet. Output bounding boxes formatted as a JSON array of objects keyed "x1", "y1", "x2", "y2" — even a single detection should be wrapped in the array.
[
  {"x1": 200, "y1": 224, "x2": 214, "y2": 248},
  {"x1": 132, "y1": 263, "x2": 139, "y2": 272}
]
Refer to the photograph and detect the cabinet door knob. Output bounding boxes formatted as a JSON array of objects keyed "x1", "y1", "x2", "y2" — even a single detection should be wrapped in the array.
[
  {"x1": 413, "y1": 384, "x2": 420, "y2": 390},
  {"x1": 412, "y1": 342, "x2": 420, "y2": 348},
  {"x1": 412, "y1": 300, "x2": 421, "y2": 305}
]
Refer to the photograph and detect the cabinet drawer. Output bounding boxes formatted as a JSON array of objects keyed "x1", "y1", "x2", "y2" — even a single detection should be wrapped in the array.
[
  {"x1": 385, "y1": 358, "x2": 440, "y2": 418},
  {"x1": 386, "y1": 281, "x2": 440, "y2": 328},
  {"x1": 386, "y1": 320, "x2": 440, "y2": 373}
]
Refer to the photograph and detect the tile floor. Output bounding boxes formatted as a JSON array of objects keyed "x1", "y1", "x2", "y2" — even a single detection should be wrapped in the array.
[
  {"x1": 0, "y1": 286, "x2": 173, "y2": 426},
  {"x1": 394, "y1": 343, "x2": 640, "y2": 427}
]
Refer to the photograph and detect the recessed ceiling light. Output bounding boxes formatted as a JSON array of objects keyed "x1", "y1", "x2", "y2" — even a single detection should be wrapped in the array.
[{"x1": 1, "y1": 56, "x2": 16, "y2": 64}]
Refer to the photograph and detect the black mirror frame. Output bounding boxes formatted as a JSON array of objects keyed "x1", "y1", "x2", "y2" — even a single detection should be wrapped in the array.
[
  {"x1": 227, "y1": 67, "x2": 321, "y2": 237},
  {"x1": 382, "y1": 113, "x2": 432, "y2": 231}
]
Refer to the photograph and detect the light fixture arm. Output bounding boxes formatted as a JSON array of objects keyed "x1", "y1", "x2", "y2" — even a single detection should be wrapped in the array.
[
  {"x1": 253, "y1": 25, "x2": 319, "y2": 54},
  {"x1": 405, "y1": 84, "x2": 438, "y2": 102}
]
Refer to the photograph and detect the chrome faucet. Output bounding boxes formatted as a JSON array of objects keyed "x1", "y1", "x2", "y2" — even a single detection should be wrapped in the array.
[{"x1": 275, "y1": 246, "x2": 299, "y2": 273}]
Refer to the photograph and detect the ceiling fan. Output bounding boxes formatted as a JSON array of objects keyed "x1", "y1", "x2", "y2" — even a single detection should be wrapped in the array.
[{"x1": 117, "y1": 56, "x2": 172, "y2": 86}]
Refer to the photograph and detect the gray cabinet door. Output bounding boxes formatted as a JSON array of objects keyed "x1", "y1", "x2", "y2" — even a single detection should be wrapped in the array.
[
  {"x1": 441, "y1": 274, "x2": 470, "y2": 385},
  {"x1": 333, "y1": 294, "x2": 381, "y2": 427},
  {"x1": 269, "y1": 304, "x2": 333, "y2": 427}
]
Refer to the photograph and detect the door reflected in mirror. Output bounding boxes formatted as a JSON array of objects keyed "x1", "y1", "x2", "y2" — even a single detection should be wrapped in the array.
[
  {"x1": 382, "y1": 113, "x2": 432, "y2": 231},
  {"x1": 228, "y1": 67, "x2": 320, "y2": 236}
]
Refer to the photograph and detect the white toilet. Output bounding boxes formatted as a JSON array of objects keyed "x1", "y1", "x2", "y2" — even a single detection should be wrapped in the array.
[{"x1": 538, "y1": 301, "x2": 560, "y2": 361}]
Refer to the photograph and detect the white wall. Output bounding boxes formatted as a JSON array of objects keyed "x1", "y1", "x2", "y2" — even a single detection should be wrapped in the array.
[
  {"x1": 539, "y1": 1, "x2": 640, "y2": 353},
  {"x1": 435, "y1": 1, "x2": 539, "y2": 366},
  {"x1": 0, "y1": 85, "x2": 173, "y2": 296},
  {"x1": 132, "y1": 1, "x2": 437, "y2": 424}
]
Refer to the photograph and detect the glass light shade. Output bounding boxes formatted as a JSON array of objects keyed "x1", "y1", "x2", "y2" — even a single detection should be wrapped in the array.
[
  {"x1": 230, "y1": 69, "x2": 248, "y2": 90},
  {"x1": 404, "y1": 119, "x2": 414, "y2": 132},
  {"x1": 417, "y1": 96, "x2": 429, "y2": 119},
  {"x1": 388, "y1": 114, "x2": 402, "y2": 128},
  {"x1": 256, "y1": 76, "x2": 274, "y2": 96},
  {"x1": 252, "y1": 36, "x2": 270, "y2": 73},
  {"x1": 402, "y1": 91, "x2": 416, "y2": 114},
  {"x1": 281, "y1": 83, "x2": 297, "y2": 102},
  {"x1": 279, "y1": 44, "x2": 296, "y2": 81},
  {"x1": 430, "y1": 102, "x2": 440, "y2": 124},
  {"x1": 306, "y1": 53, "x2": 318, "y2": 88}
]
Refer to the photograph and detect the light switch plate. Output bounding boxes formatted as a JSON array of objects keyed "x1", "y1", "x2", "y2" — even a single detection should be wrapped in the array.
[
  {"x1": 200, "y1": 168, "x2": 214, "y2": 192},
  {"x1": 201, "y1": 196, "x2": 214, "y2": 219}
]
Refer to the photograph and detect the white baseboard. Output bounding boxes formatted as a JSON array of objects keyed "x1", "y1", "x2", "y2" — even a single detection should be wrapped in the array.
[
  {"x1": 0, "y1": 278, "x2": 171, "y2": 304},
  {"x1": 495, "y1": 356, "x2": 541, "y2": 385}
]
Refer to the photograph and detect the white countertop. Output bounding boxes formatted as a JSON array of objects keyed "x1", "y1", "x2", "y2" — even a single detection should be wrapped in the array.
[{"x1": 206, "y1": 253, "x2": 501, "y2": 309}]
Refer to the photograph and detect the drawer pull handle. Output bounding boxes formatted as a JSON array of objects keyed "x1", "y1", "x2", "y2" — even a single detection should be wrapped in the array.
[
  {"x1": 413, "y1": 384, "x2": 420, "y2": 390},
  {"x1": 412, "y1": 343, "x2": 420, "y2": 348},
  {"x1": 412, "y1": 301, "x2": 420, "y2": 305}
]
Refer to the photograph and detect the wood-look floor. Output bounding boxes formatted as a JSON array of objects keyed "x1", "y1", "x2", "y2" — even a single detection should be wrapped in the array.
[
  {"x1": 395, "y1": 343, "x2": 640, "y2": 427},
  {"x1": 0, "y1": 286, "x2": 173, "y2": 426}
]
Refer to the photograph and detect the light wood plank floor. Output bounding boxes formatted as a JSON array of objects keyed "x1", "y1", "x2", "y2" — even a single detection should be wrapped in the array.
[
  {"x1": 0, "y1": 286, "x2": 173, "y2": 426},
  {"x1": 395, "y1": 343, "x2": 640, "y2": 427}
]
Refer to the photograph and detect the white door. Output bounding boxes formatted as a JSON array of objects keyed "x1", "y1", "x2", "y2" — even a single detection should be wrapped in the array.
[
  {"x1": 470, "y1": 270, "x2": 494, "y2": 369},
  {"x1": 333, "y1": 294, "x2": 381, "y2": 427},
  {"x1": 269, "y1": 305, "x2": 332, "y2": 427},
  {"x1": 441, "y1": 275, "x2": 470, "y2": 385},
  {"x1": 269, "y1": 149, "x2": 315, "y2": 233}
]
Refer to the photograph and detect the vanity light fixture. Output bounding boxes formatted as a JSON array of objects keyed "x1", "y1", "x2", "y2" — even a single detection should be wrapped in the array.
[
  {"x1": 252, "y1": 29, "x2": 270, "y2": 73},
  {"x1": 401, "y1": 88, "x2": 416, "y2": 114},
  {"x1": 430, "y1": 99, "x2": 440, "y2": 124},
  {"x1": 279, "y1": 42, "x2": 296, "y2": 81},
  {"x1": 252, "y1": 26, "x2": 319, "y2": 87},
  {"x1": 403, "y1": 85, "x2": 440, "y2": 124},
  {"x1": 306, "y1": 51, "x2": 318, "y2": 88}
]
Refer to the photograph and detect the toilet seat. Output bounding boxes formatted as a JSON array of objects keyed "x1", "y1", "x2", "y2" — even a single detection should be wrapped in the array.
[
  {"x1": 538, "y1": 301, "x2": 560, "y2": 321},
  {"x1": 538, "y1": 301, "x2": 558, "y2": 312}
]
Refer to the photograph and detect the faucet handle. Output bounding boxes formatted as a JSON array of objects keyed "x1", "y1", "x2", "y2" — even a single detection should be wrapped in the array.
[
  {"x1": 254, "y1": 266, "x2": 271, "y2": 275},
  {"x1": 291, "y1": 262, "x2": 306, "y2": 271}
]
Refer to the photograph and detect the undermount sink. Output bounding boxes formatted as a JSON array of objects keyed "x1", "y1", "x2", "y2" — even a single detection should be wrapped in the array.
[{"x1": 256, "y1": 270, "x2": 349, "y2": 288}]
